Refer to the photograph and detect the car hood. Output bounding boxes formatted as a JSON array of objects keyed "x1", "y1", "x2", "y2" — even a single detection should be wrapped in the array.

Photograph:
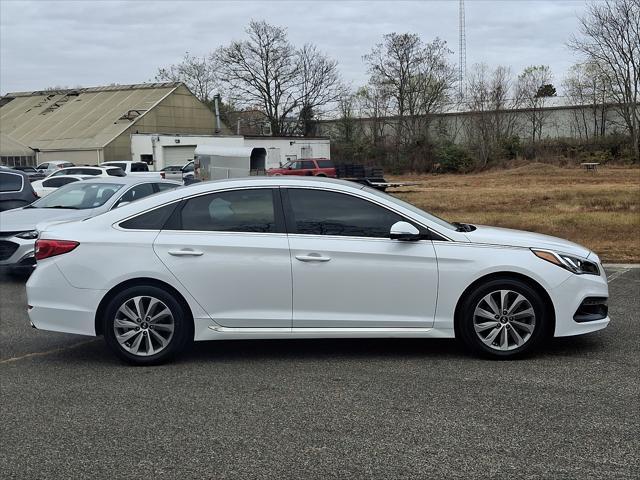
[
  {"x1": 0, "y1": 207, "x2": 90, "y2": 233},
  {"x1": 464, "y1": 225, "x2": 592, "y2": 258}
]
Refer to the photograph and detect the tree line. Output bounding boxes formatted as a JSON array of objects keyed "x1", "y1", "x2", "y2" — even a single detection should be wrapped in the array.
[{"x1": 156, "y1": 0, "x2": 639, "y2": 168}]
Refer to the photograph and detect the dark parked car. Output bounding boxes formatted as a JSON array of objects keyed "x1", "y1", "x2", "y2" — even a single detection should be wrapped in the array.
[
  {"x1": 0, "y1": 169, "x2": 38, "y2": 211},
  {"x1": 10, "y1": 166, "x2": 47, "y2": 181}
]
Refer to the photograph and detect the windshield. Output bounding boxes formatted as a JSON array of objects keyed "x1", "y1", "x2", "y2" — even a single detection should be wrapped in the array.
[
  {"x1": 32, "y1": 182, "x2": 124, "y2": 209},
  {"x1": 362, "y1": 186, "x2": 458, "y2": 231}
]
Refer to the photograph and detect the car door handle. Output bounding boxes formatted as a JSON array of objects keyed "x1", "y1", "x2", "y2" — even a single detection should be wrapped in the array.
[
  {"x1": 295, "y1": 253, "x2": 331, "y2": 262},
  {"x1": 168, "y1": 249, "x2": 204, "y2": 257}
]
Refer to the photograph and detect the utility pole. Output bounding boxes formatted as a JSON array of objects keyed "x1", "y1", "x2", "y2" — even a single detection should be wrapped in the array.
[{"x1": 459, "y1": 0, "x2": 467, "y2": 101}]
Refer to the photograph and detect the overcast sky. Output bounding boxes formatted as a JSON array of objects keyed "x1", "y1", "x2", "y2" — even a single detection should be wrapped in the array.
[{"x1": 0, "y1": 0, "x2": 589, "y2": 95}]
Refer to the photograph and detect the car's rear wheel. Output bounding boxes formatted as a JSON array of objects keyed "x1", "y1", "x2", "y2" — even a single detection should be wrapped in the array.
[
  {"x1": 103, "y1": 285, "x2": 191, "y2": 365},
  {"x1": 458, "y1": 278, "x2": 548, "y2": 359}
]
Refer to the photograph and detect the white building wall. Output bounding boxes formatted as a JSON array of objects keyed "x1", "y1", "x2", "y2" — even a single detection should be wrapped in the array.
[
  {"x1": 131, "y1": 134, "x2": 331, "y2": 170},
  {"x1": 131, "y1": 134, "x2": 244, "y2": 170}
]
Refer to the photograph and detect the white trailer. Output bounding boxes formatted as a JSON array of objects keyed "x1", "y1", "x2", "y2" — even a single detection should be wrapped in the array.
[{"x1": 194, "y1": 145, "x2": 266, "y2": 181}]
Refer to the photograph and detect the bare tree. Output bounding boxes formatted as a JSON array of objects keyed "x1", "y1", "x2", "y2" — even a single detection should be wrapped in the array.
[
  {"x1": 563, "y1": 62, "x2": 610, "y2": 140},
  {"x1": 465, "y1": 64, "x2": 520, "y2": 167},
  {"x1": 155, "y1": 52, "x2": 218, "y2": 104},
  {"x1": 569, "y1": 0, "x2": 640, "y2": 161},
  {"x1": 215, "y1": 21, "x2": 299, "y2": 136},
  {"x1": 215, "y1": 21, "x2": 344, "y2": 137},
  {"x1": 516, "y1": 65, "x2": 555, "y2": 142},
  {"x1": 364, "y1": 33, "x2": 456, "y2": 167},
  {"x1": 355, "y1": 84, "x2": 392, "y2": 147},
  {"x1": 297, "y1": 44, "x2": 344, "y2": 136}
]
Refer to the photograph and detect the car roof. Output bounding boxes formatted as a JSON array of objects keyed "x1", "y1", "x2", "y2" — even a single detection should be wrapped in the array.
[
  {"x1": 40, "y1": 174, "x2": 93, "y2": 180},
  {"x1": 75, "y1": 176, "x2": 181, "y2": 186},
  {"x1": 0, "y1": 168, "x2": 29, "y2": 179}
]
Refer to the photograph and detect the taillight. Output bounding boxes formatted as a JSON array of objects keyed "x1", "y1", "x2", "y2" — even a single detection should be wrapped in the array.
[{"x1": 35, "y1": 239, "x2": 79, "y2": 260}]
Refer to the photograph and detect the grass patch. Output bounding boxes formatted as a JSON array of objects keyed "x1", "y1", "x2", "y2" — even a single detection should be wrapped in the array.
[{"x1": 389, "y1": 164, "x2": 640, "y2": 263}]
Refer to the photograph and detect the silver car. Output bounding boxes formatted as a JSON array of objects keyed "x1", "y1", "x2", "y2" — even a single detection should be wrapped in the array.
[{"x1": 0, "y1": 177, "x2": 181, "y2": 271}]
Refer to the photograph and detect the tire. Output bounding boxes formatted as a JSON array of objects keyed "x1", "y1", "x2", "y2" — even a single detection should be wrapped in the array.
[
  {"x1": 103, "y1": 285, "x2": 192, "y2": 365},
  {"x1": 457, "y1": 278, "x2": 549, "y2": 359}
]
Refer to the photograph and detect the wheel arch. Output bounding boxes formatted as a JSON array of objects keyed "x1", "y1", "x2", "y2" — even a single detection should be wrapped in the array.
[
  {"x1": 453, "y1": 271, "x2": 556, "y2": 339},
  {"x1": 95, "y1": 277, "x2": 195, "y2": 337}
]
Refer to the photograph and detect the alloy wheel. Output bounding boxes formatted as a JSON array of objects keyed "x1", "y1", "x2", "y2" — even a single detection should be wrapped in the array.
[
  {"x1": 473, "y1": 289, "x2": 536, "y2": 351},
  {"x1": 113, "y1": 296, "x2": 175, "y2": 356}
]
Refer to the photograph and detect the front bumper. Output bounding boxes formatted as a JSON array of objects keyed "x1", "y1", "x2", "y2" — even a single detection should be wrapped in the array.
[
  {"x1": 551, "y1": 268, "x2": 610, "y2": 337},
  {"x1": 0, "y1": 236, "x2": 36, "y2": 268}
]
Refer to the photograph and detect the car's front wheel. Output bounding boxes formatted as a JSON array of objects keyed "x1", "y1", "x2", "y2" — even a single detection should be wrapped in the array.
[
  {"x1": 458, "y1": 278, "x2": 549, "y2": 359},
  {"x1": 103, "y1": 285, "x2": 191, "y2": 365}
]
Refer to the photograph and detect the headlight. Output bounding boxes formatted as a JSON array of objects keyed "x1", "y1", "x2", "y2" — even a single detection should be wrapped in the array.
[
  {"x1": 15, "y1": 230, "x2": 39, "y2": 240},
  {"x1": 531, "y1": 249, "x2": 600, "y2": 275}
]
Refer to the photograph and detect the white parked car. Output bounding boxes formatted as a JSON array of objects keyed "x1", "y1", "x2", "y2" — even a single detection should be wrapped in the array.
[
  {"x1": 0, "y1": 177, "x2": 180, "y2": 271},
  {"x1": 31, "y1": 175, "x2": 93, "y2": 197},
  {"x1": 46, "y1": 166, "x2": 125, "y2": 178},
  {"x1": 161, "y1": 162, "x2": 194, "y2": 182},
  {"x1": 100, "y1": 161, "x2": 162, "y2": 180},
  {"x1": 26, "y1": 177, "x2": 609, "y2": 365},
  {"x1": 36, "y1": 161, "x2": 74, "y2": 175}
]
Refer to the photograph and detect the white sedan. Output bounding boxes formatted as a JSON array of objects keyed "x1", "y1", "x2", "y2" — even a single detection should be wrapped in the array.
[
  {"x1": 30, "y1": 175, "x2": 93, "y2": 197},
  {"x1": 26, "y1": 177, "x2": 609, "y2": 365}
]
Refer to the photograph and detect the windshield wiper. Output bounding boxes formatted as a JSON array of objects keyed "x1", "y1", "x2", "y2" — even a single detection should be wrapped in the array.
[
  {"x1": 452, "y1": 222, "x2": 474, "y2": 232},
  {"x1": 43, "y1": 205, "x2": 80, "y2": 209}
]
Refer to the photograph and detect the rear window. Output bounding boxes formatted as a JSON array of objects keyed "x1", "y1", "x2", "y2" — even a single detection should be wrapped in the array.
[
  {"x1": 107, "y1": 168, "x2": 126, "y2": 177},
  {"x1": 120, "y1": 203, "x2": 179, "y2": 230},
  {"x1": 43, "y1": 177, "x2": 80, "y2": 188},
  {"x1": 0, "y1": 172, "x2": 23, "y2": 192},
  {"x1": 317, "y1": 160, "x2": 334, "y2": 168},
  {"x1": 131, "y1": 162, "x2": 149, "y2": 172},
  {"x1": 103, "y1": 162, "x2": 127, "y2": 170}
]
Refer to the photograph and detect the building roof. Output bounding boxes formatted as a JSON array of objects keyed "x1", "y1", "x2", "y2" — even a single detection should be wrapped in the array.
[
  {"x1": 0, "y1": 83, "x2": 181, "y2": 151},
  {"x1": 0, "y1": 133, "x2": 35, "y2": 156}
]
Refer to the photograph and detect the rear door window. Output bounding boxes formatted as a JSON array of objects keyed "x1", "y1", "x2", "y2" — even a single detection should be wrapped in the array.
[
  {"x1": 316, "y1": 160, "x2": 334, "y2": 168},
  {"x1": 301, "y1": 161, "x2": 316, "y2": 169},
  {"x1": 179, "y1": 189, "x2": 276, "y2": 233}
]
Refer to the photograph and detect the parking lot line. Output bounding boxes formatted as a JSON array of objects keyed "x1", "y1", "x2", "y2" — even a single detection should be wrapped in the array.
[{"x1": 0, "y1": 338, "x2": 98, "y2": 365}]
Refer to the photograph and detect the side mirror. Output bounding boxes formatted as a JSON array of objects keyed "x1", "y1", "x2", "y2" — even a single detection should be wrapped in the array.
[
  {"x1": 390, "y1": 221, "x2": 422, "y2": 241},
  {"x1": 116, "y1": 201, "x2": 130, "y2": 208}
]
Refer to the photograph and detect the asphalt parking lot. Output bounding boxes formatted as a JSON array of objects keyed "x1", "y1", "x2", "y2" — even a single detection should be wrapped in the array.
[{"x1": 1, "y1": 267, "x2": 638, "y2": 479}]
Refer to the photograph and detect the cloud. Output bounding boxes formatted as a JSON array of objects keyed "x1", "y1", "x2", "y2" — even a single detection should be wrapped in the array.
[{"x1": 0, "y1": 0, "x2": 587, "y2": 94}]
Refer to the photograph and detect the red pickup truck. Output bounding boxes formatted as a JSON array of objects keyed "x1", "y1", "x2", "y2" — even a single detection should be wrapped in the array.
[{"x1": 267, "y1": 158, "x2": 336, "y2": 177}]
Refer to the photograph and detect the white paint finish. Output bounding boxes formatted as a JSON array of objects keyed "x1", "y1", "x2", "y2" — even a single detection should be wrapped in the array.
[
  {"x1": 130, "y1": 134, "x2": 330, "y2": 170},
  {"x1": 153, "y1": 231, "x2": 293, "y2": 328},
  {"x1": 25, "y1": 176, "x2": 610, "y2": 349},
  {"x1": 289, "y1": 234, "x2": 438, "y2": 328}
]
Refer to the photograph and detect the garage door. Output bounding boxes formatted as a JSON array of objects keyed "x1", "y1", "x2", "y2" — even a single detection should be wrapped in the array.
[{"x1": 162, "y1": 145, "x2": 196, "y2": 167}]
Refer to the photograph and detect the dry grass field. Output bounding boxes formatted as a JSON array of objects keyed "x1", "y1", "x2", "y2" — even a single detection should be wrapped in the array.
[{"x1": 388, "y1": 164, "x2": 640, "y2": 263}]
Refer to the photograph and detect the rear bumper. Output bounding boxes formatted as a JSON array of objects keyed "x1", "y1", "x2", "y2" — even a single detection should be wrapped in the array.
[{"x1": 26, "y1": 260, "x2": 104, "y2": 336}]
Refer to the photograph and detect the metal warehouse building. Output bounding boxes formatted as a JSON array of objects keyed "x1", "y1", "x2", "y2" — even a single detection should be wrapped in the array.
[{"x1": 0, "y1": 82, "x2": 227, "y2": 166}]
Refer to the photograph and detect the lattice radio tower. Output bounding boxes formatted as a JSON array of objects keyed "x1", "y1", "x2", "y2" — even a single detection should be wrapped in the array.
[{"x1": 458, "y1": 0, "x2": 467, "y2": 100}]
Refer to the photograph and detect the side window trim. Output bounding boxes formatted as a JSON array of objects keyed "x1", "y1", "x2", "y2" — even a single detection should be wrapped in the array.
[{"x1": 280, "y1": 186, "x2": 445, "y2": 241}]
